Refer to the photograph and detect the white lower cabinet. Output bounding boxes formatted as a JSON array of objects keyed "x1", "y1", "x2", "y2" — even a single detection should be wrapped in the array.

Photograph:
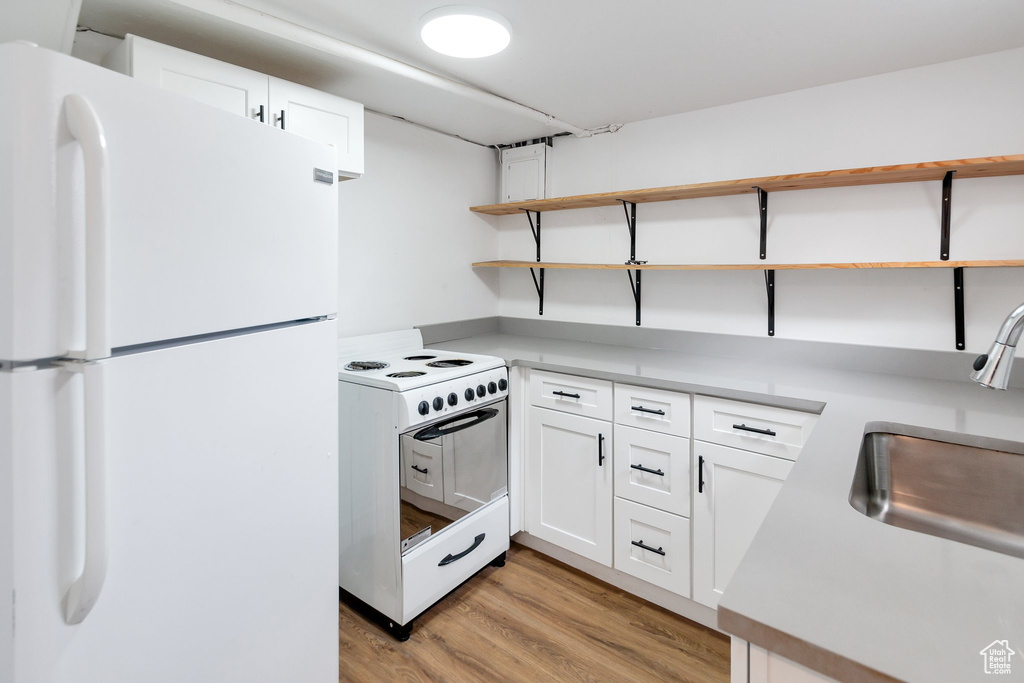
[
  {"x1": 613, "y1": 498, "x2": 690, "y2": 596},
  {"x1": 692, "y1": 441, "x2": 794, "y2": 608},
  {"x1": 525, "y1": 406, "x2": 613, "y2": 566},
  {"x1": 733, "y1": 638, "x2": 835, "y2": 683}
]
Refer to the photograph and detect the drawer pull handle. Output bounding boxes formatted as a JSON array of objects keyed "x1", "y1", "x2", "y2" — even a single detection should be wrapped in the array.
[
  {"x1": 631, "y1": 539, "x2": 666, "y2": 556},
  {"x1": 438, "y1": 533, "x2": 485, "y2": 567},
  {"x1": 733, "y1": 423, "x2": 777, "y2": 437},
  {"x1": 410, "y1": 464, "x2": 429, "y2": 474},
  {"x1": 553, "y1": 390, "x2": 581, "y2": 399},
  {"x1": 698, "y1": 456, "x2": 705, "y2": 493},
  {"x1": 598, "y1": 433, "x2": 605, "y2": 466},
  {"x1": 630, "y1": 463, "x2": 664, "y2": 476},
  {"x1": 631, "y1": 405, "x2": 665, "y2": 416}
]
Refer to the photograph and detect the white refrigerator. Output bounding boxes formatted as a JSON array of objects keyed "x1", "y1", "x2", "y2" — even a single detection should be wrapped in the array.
[{"x1": 0, "y1": 43, "x2": 339, "y2": 682}]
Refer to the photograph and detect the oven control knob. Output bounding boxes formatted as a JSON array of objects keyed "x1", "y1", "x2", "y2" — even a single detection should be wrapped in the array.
[
  {"x1": 418, "y1": 401, "x2": 429, "y2": 416},
  {"x1": 498, "y1": 378, "x2": 508, "y2": 391},
  {"x1": 465, "y1": 388, "x2": 475, "y2": 401},
  {"x1": 433, "y1": 396, "x2": 444, "y2": 411},
  {"x1": 487, "y1": 382, "x2": 497, "y2": 394},
  {"x1": 447, "y1": 392, "x2": 458, "y2": 406},
  {"x1": 476, "y1": 384, "x2": 486, "y2": 398}
]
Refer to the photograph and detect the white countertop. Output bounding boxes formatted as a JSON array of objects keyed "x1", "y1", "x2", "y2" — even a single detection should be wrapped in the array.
[{"x1": 430, "y1": 331, "x2": 1024, "y2": 682}]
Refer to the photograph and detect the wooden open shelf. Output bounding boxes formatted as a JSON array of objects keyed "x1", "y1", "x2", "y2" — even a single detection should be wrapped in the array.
[
  {"x1": 473, "y1": 259, "x2": 1024, "y2": 271},
  {"x1": 469, "y1": 154, "x2": 1024, "y2": 216}
]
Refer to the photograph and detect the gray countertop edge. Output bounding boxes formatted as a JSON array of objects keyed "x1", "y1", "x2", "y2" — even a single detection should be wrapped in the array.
[
  {"x1": 504, "y1": 358, "x2": 826, "y2": 414},
  {"x1": 717, "y1": 606, "x2": 898, "y2": 683}
]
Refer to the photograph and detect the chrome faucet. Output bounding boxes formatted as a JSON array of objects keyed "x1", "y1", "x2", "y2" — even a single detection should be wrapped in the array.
[{"x1": 971, "y1": 302, "x2": 1024, "y2": 389}]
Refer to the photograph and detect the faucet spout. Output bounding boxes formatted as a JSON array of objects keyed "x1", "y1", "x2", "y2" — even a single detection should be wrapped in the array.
[{"x1": 971, "y1": 302, "x2": 1024, "y2": 390}]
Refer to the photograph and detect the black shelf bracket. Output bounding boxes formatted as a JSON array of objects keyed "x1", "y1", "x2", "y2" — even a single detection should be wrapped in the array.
[
  {"x1": 522, "y1": 209, "x2": 544, "y2": 315},
  {"x1": 627, "y1": 269, "x2": 642, "y2": 326},
  {"x1": 954, "y1": 266, "x2": 965, "y2": 350},
  {"x1": 765, "y1": 269, "x2": 776, "y2": 337},
  {"x1": 940, "y1": 170, "x2": 955, "y2": 260},
  {"x1": 620, "y1": 200, "x2": 646, "y2": 326},
  {"x1": 755, "y1": 187, "x2": 768, "y2": 259}
]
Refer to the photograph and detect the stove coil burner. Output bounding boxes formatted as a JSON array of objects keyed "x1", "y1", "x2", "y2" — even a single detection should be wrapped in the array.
[
  {"x1": 344, "y1": 361, "x2": 390, "y2": 371},
  {"x1": 425, "y1": 359, "x2": 474, "y2": 368},
  {"x1": 404, "y1": 355, "x2": 437, "y2": 361},
  {"x1": 387, "y1": 371, "x2": 426, "y2": 378}
]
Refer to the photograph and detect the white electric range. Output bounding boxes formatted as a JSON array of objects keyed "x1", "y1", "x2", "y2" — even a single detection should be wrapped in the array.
[{"x1": 336, "y1": 330, "x2": 510, "y2": 640}]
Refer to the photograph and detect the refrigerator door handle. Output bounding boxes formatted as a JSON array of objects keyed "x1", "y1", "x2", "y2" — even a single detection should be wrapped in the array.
[
  {"x1": 63, "y1": 361, "x2": 109, "y2": 625},
  {"x1": 64, "y1": 94, "x2": 111, "y2": 360}
]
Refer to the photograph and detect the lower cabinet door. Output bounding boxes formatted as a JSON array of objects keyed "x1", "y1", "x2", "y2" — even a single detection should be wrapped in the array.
[
  {"x1": 692, "y1": 441, "x2": 793, "y2": 608},
  {"x1": 613, "y1": 498, "x2": 691, "y2": 596},
  {"x1": 526, "y1": 407, "x2": 612, "y2": 566}
]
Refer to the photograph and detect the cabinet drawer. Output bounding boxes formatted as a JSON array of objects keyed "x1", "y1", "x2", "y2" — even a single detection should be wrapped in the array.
[
  {"x1": 613, "y1": 425, "x2": 690, "y2": 517},
  {"x1": 693, "y1": 396, "x2": 818, "y2": 461},
  {"x1": 613, "y1": 498, "x2": 690, "y2": 597},
  {"x1": 614, "y1": 383, "x2": 690, "y2": 437},
  {"x1": 402, "y1": 497, "x2": 509, "y2": 624},
  {"x1": 529, "y1": 370, "x2": 612, "y2": 421}
]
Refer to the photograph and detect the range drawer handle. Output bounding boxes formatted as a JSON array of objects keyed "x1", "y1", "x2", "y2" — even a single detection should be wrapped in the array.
[
  {"x1": 630, "y1": 463, "x2": 664, "y2": 476},
  {"x1": 733, "y1": 423, "x2": 777, "y2": 437},
  {"x1": 438, "y1": 533, "x2": 485, "y2": 567},
  {"x1": 410, "y1": 464, "x2": 428, "y2": 474},
  {"x1": 631, "y1": 539, "x2": 666, "y2": 556},
  {"x1": 631, "y1": 405, "x2": 665, "y2": 416},
  {"x1": 553, "y1": 390, "x2": 580, "y2": 399}
]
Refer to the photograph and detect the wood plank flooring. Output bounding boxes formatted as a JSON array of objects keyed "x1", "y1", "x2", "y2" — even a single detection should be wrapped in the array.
[{"x1": 339, "y1": 544, "x2": 730, "y2": 682}]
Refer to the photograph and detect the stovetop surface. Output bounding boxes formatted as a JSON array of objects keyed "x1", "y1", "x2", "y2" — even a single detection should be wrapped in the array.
[{"x1": 337, "y1": 348, "x2": 506, "y2": 391}]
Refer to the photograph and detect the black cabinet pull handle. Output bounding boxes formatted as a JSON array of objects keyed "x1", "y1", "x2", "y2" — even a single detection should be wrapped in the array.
[
  {"x1": 631, "y1": 405, "x2": 665, "y2": 416},
  {"x1": 698, "y1": 456, "x2": 705, "y2": 493},
  {"x1": 630, "y1": 463, "x2": 664, "y2": 476},
  {"x1": 254, "y1": 104, "x2": 265, "y2": 123},
  {"x1": 631, "y1": 539, "x2": 665, "y2": 556},
  {"x1": 410, "y1": 464, "x2": 428, "y2": 474},
  {"x1": 276, "y1": 109, "x2": 286, "y2": 130},
  {"x1": 598, "y1": 433, "x2": 605, "y2": 466},
  {"x1": 733, "y1": 423, "x2": 776, "y2": 437},
  {"x1": 438, "y1": 533, "x2": 485, "y2": 567},
  {"x1": 553, "y1": 390, "x2": 580, "y2": 399}
]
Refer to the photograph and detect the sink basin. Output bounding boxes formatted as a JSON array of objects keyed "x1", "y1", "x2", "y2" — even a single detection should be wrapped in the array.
[{"x1": 849, "y1": 422, "x2": 1024, "y2": 560}]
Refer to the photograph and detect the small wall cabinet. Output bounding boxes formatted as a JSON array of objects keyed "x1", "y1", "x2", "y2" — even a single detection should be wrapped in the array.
[{"x1": 104, "y1": 34, "x2": 364, "y2": 178}]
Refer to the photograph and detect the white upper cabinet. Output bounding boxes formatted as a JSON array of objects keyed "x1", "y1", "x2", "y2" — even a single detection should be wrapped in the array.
[
  {"x1": 104, "y1": 34, "x2": 364, "y2": 179},
  {"x1": 269, "y1": 77, "x2": 365, "y2": 178}
]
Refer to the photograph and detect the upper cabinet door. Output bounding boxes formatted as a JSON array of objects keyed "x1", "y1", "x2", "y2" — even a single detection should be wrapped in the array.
[
  {"x1": 269, "y1": 77, "x2": 365, "y2": 178},
  {"x1": 113, "y1": 35, "x2": 269, "y2": 121}
]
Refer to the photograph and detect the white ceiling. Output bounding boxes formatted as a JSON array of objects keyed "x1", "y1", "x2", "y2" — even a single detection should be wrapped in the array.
[{"x1": 79, "y1": 0, "x2": 1024, "y2": 146}]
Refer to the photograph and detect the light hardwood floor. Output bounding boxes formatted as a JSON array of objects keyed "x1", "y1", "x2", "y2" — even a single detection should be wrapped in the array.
[{"x1": 339, "y1": 544, "x2": 730, "y2": 682}]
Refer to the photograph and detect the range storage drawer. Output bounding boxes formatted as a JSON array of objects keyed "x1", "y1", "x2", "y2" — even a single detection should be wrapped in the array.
[
  {"x1": 401, "y1": 496, "x2": 509, "y2": 623},
  {"x1": 693, "y1": 396, "x2": 818, "y2": 461},
  {"x1": 529, "y1": 370, "x2": 613, "y2": 421},
  {"x1": 613, "y1": 498, "x2": 690, "y2": 597},
  {"x1": 614, "y1": 384, "x2": 691, "y2": 438},
  {"x1": 613, "y1": 425, "x2": 690, "y2": 517}
]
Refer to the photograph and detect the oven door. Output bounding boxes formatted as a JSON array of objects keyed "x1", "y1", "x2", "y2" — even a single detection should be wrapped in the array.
[{"x1": 399, "y1": 399, "x2": 507, "y2": 548}]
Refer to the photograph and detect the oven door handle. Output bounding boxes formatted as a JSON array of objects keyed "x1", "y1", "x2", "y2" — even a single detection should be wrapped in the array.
[{"x1": 414, "y1": 408, "x2": 499, "y2": 441}]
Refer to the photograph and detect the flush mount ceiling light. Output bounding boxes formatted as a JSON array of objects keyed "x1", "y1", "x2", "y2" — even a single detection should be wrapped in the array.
[{"x1": 419, "y1": 6, "x2": 512, "y2": 58}]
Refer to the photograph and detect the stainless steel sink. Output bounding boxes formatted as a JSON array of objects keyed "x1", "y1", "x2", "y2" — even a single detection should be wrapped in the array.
[{"x1": 849, "y1": 422, "x2": 1024, "y2": 559}]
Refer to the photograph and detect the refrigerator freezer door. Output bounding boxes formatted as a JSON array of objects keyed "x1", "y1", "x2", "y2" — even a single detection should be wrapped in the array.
[
  {"x1": 0, "y1": 319, "x2": 338, "y2": 682},
  {"x1": 0, "y1": 43, "x2": 337, "y2": 361}
]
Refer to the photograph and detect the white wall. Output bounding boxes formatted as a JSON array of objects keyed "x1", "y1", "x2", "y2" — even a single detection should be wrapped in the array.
[
  {"x1": 337, "y1": 114, "x2": 499, "y2": 337},
  {"x1": 495, "y1": 47, "x2": 1024, "y2": 352}
]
